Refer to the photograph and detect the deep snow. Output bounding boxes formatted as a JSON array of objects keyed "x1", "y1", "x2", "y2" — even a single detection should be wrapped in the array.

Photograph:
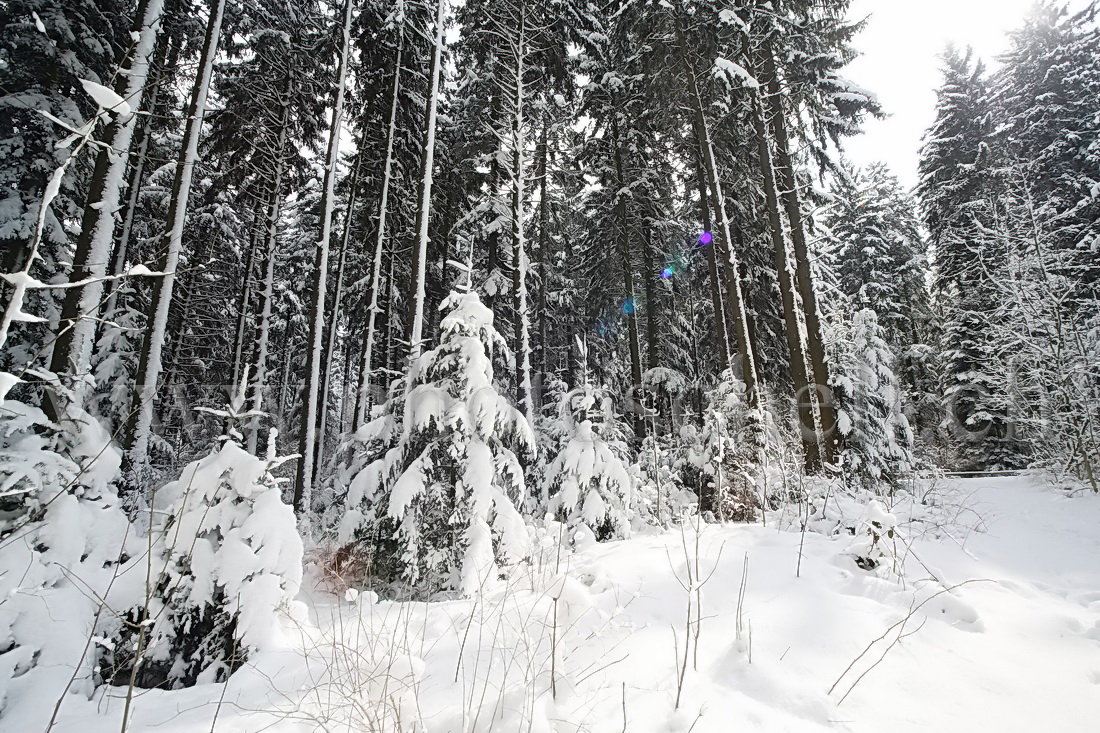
[{"x1": 18, "y1": 475, "x2": 1100, "y2": 732}]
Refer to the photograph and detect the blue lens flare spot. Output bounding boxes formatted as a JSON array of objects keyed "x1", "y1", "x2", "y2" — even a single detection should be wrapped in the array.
[
  {"x1": 622, "y1": 298, "x2": 636, "y2": 315},
  {"x1": 661, "y1": 267, "x2": 674, "y2": 279},
  {"x1": 699, "y1": 231, "x2": 713, "y2": 246}
]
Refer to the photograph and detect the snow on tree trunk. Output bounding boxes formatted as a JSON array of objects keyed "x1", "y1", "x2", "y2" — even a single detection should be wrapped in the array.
[
  {"x1": 229, "y1": 203, "x2": 265, "y2": 395},
  {"x1": 356, "y1": 25, "x2": 405, "y2": 429},
  {"x1": 293, "y1": 0, "x2": 355, "y2": 524},
  {"x1": 405, "y1": 0, "x2": 448, "y2": 359},
  {"x1": 122, "y1": 0, "x2": 227, "y2": 481},
  {"x1": 48, "y1": 0, "x2": 166, "y2": 398},
  {"x1": 247, "y1": 92, "x2": 292, "y2": 455},
  {"x1": 510, "y1": 1, "x2": 534, "y2": 418},
  {"x1": 761, "y1": 39, "x2": 838, "y2": 465},
  {"x1": 673, "y1": 13, "x2": 760, "y2": 422},
  {"x1": 316, "y1": 159, "x2": 361, "y2": 473},
  {"x1": 748, "y1": 82, "x2": 821, "y2": 471}
]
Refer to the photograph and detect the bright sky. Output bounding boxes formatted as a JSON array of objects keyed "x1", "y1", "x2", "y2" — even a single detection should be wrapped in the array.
[{"x1": 842, "y1": 0, "x2": 1040, "y2": 189}]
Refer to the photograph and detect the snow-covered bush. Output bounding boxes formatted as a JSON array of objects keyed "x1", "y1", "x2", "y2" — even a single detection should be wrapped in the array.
[
  {"x1": 339, "y1": 291, "x2": 534, "y2": 596},
  {"x1": 689, "y1": 371, "x2": 761, "y2": 521},
  {"x1": 543, "y1": 385, "x2": 634, "y2": 541},
  {"x1": 0, "y1": 378, "x2": 133, "y2": 718},
  {"x1": 633, "y1": 434, "x2": 682, "y2": 527},
  {"x1": 101, "y1": 428, "x2": 302, "y2": 689},
  {"x1": 833, "y1": 309, "x2": 915, "y2": 494},
  {"x1": 847, "y1": 499, "x2": 899, "y2": 572}
]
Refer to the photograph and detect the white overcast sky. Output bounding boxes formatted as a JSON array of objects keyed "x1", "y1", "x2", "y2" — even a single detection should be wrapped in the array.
[{"x1": 841, "y1": 0, "x2": 1041, "y2": 189}]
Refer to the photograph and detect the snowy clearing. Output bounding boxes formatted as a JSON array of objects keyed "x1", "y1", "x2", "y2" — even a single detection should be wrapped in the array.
[{"x1": 19, "y1": 475, "x2": 1099, "y2": 733}]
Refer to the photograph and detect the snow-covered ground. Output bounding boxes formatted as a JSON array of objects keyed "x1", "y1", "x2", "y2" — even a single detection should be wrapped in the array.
[{"x1": 25, "y1": 475, "x2": 1100, "y2": 732}]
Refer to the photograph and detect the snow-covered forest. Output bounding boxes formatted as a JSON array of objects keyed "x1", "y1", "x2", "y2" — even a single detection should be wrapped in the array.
[{"x1": 1, "y1": 0, "x2": 1098, "y2": 730}]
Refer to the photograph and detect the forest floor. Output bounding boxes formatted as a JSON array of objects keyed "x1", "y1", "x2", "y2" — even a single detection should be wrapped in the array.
[{"x1": 33, "y1": 475, "x2": 1100, "y2": 732}]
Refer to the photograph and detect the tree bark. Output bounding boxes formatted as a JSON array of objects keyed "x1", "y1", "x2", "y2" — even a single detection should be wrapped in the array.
[
  {"x1": 405, "y1": 0, "x2": 448, "y2": 358},
  {"x1": 247, "y1": 87, "x2": 292, "y2": 454},
  {"x1": 693, "y1": 144, "x2": 731, "y2": 372},
  {"x1": 509, "y1": 0, "x2": 533, "y2": 417},
  {"x1": 315, "y1": 158, "x2": 361, "y2": 475},
  {"x1": 294, "y1": 0, "x2": 355, "y2": 519},
  {"x1": 673, "y1": 14, "x2": 760, "y2": 414},
  {"x1": 761, "y1": 39, "x2": 838, "y2": 463},
  {"x1": 611, "y1": 114, "x2": 646, "y2": 440},
  {"x1": 49, "y1": 0, "x2": 166, "y2": 397},
  {"x1": 355, "y1": 24, "x2": 405, "y2": 428},
  {"x1": 750, "y1": 88, "x2": 821, "y2": 470},
  {"x1": 122, "y1": 0, "x2": 226, "y2": 481}
]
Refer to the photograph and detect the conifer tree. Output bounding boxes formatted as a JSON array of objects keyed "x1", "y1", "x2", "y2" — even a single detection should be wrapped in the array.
[
  {"x1": 341, "y1": 290, "x2": 533, "y2": 595},
  {"x1": 833, "y1": 309, "x2": 915, "y2": 493}
]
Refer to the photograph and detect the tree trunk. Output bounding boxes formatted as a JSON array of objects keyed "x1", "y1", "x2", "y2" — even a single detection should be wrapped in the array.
[
  {"x1": 294, "y1": 0, "x2": 354, "y2": 519},
  {"x1": 356, "y1": 25, "x2": 404, "y2": 428},
  {"x1": 611, "y1": 114, "x2": 646, "y2": 440},
  {"x1": 49, "y1": 0, "x2": 166, "y2": 397},
  {"x1": 247, "y1": 89, "x2": 292, "y2": 454},
  {"x1": 749, "y1": 87, "x2": 821, "y2": 470},
  {"x1": 673, "y1": 14, "x2": 760, "y2": 414},
  {"x1": 694, "y1": 144, "x2": 730, "y2": 372},
  {"x1": 122, "y1": 0, "x2": 226, "y2": 481},
  {"x1": 536, "y1": 120, "x2": 550, "y2": 389},
  {"x1": 640, "y1": 223, "x2": 660, "y2": 369},
  {"x1": 229, "y1": 200, "x2": 265, "y2": 394},
  {"x1": 405, "y1": 0, "x2": 447, "y2": 358},
  {"x1": 761, "y1": 39, "x2": 838, "y2": 463},
  {"x1": 316, "y1": 158, "x2": 361, "y2": 475},
  {"x1": 103, "y1": 29, "x2": 180, "y2": 330},
  {"x1": 510, "y1": 1, "x2": 533, "y2": 417}
]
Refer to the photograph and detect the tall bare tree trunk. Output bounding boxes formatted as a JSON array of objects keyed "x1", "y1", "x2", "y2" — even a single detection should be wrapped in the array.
[
  {"x1": 694, "y1": 145, "x2": 731, "y2": 372},
  {"x1": 510, "y1": 0, "x2": 533, "y2": 417},
  {"x1": 229, "y1": 200, "x2": 265, "y2": 394},
  {"x1": 405, "y1": 0, "x2": 448, "y2": 358},
  {"x1": 674, "y1": 14, "x2": 760, "y2": 413},
  {"x1": 49, "y1": 0, "x2": 166, "y2": 398},
  {"x1": 611, "y1": 115, "x2": 646, "y2": 440},
  {"x1": 761, "y1": 39, "x2": 837, "y2": 463},
  {"x1": 294, "y1": 0, "x2": 355, "y2": 520},
  {"x1": 750, "y1": 88, "x2": 821, "y2": 470},
  {"x1": 536, "y1": 120, "x2": 550, "y2": 389},
  {"x1": 103, "y1": 29, "x2": 180, "y2": 329},
  {"x1": 247, "y1": 89, "x2": 292, "y2": 454},
  {"x1": 316, "y1": 159, "x2": 361, "y2": 474},
  {"x1": 122, "y1": 0, "x2": 226, "y2": 483},
  {"x1": 356, "y1": 25, "x2": 405, "y2": 429}
]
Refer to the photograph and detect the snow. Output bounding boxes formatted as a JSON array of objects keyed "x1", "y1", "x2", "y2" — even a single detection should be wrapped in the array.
[
  {"x1": 714, "y1": 57, "x2": 760, "y2": 89},
  {"x1": 79, "y1": 79, "x2": 132, "y2": 116},
  {"x1": 8, "y1": 475, "x2": 1098, "y2": 732},
  {"x1": 0, "y1": 372, "x2": 18, "y2": 401}
]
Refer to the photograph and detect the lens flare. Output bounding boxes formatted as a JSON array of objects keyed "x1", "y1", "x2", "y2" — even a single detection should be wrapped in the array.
[
  {"x1": 699, "y1": 231, "x2": 713, "y2": 246},
  {"x1": 661, "y1": 267, "x2": 674, "y2": 279},
  {"x1": 622, "y1": 298, "x2": 636, "y2": 315}
]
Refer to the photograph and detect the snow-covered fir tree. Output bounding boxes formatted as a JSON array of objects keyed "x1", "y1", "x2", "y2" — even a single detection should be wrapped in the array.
[
  {"x1": 832, "y1": 309, "x2": 916, "y2": 494},
  {"x1": 340, "y1": 290, "x2": 533, "y2": 596},
  {"x1": 101, "y1": 394, "x2": 302, "y2": 689},
  {"x1": 543, "y1": 383, "x2": 634, "y2": 541},
  {"x1": 690, "y1": 370, "x2": 761, "y2": 522}
]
